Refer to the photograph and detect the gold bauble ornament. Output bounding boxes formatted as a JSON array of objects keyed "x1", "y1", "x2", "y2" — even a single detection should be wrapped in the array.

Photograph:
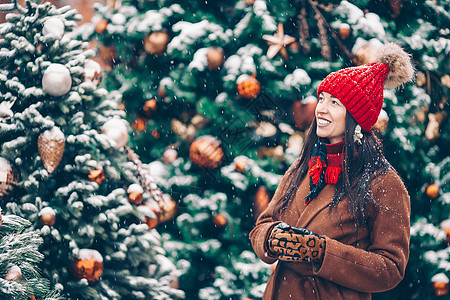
[
  {"x1": 127, "y1": 183, "x2": 144, "y2": 205},
  {"x1": 143, "y1": 99, "x2": 157, "y2": 117},
  {"x1": 426, "y1": 184, "x2": 440, "y2": 199},
  {"x1": 88, "y1": 169, "x2": 105, "y2": 185},
  {"x1": 243, "y1": 0, "x2": 255, "y2": 5},
  {"x1": 373, "y1": 109, "x2": 389, "y2": 133},
  {"x1": 39, "y1": 207, "x2": 56, "y2": 226},
  {"x1": 234, "y1": 156, "x2": 249, "y2": 173},
  {"x1": 253, "y1": 186, "x2": 270, "y2": 220},
  {"x1": 144, "y1": 31, "x2": 170, "y2": 55},
  {"x1": 159, "y1": 195, "x2": 177, "y2": 223},
  {"x1": 206, "y1": 47, "x2": 225, "y2": 70},
  {"x1": 440, "y1": 219, "x2": 450, "y2": 244},
  {"x1": 131, "y1": 117, "x2": 147, "y2": 132},
  {"x1": 142, "y1": 201, "x2": 161, "y2": 230},
  {"x1": 0, "y1": 157, "x2": 19, "y2": 198},
  {"x1": 213, "y1": 213, "x2": 227, "y2": 227},
  {"x1": 338, "y1": 23, "x2": 351, "y2": 39},
  {"x1": 441, "y1": 74, "x2": 450, "y2": 88},
  {"x1": 432, "y1": 273, "x2": 449, "y2": 296},
  {"x1": 237, "y1": 74, "x2": 261, "y2": 99},
  {"x1": 416, "y1": 71, "x2": 426, "y2": 87},
  {"x1": 95, "y1": 19, "x2": 108, "y2": 34},
  {"x1": 72, "y1": 249, "x2": 104, "y2": 282},
  {"x1": 189, "y1": 135, "x2": 224, "y2": 168},
  {"x1": 292, "y1": 98, "x2": 317, "y2": 130},
  {"x1": 38, "y1": 127, "x2": 65, "y2": 174}
]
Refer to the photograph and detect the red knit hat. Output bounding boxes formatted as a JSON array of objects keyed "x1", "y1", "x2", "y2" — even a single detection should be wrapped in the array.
[{"x1": 317, "y1": 43, "x2": 414, "y2": 131}]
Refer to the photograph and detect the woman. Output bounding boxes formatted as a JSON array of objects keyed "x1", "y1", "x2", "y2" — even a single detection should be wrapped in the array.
[{"x1": 249, "y1": 43, "x2": 414, "y2": 300}]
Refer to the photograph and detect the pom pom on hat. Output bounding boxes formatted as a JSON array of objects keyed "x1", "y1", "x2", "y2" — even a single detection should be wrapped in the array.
[
  {"x1": 317, "y1": 43, "x2": 414, "y2": 131},
  {"x1": 372, "y1": 43, "x2": 414, "y2": 89}
]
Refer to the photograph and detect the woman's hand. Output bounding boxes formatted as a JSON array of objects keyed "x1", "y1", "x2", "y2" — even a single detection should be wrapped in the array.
[{"x1": 268, "y1": 222, "x2": 326, "y2": 263}]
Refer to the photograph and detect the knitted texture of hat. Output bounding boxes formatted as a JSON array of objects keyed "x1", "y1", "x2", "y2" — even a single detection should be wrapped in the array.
[{"x1": 317, "y1": 43, "x2": 414, "y2": 131}]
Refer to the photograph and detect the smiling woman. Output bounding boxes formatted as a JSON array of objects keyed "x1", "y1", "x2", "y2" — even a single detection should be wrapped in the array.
[
  {"x1": 316, "y1": 92, "x2": 347, "y2": 144},
  {"x1": 250, "y1": 43, "x2": 415, "y2": 300}
]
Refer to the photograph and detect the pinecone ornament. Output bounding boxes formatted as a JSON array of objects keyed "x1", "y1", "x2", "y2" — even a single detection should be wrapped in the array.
[{"x1": 38, "y1": 127, "x2": 65, "y2": 174}]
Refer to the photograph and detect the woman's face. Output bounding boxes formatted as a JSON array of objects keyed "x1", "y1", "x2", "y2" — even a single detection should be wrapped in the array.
[{"x1": 315, "y1": 92, "x2": 347, "y2": 144}]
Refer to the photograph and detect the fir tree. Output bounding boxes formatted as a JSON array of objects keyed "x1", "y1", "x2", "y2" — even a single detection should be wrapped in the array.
[
  {"x1": 80, "y1": 0, "x2": 448, "y2": 299},
  {"x1": 0, "y1": 0, "x2": 184, "y2": 299}
]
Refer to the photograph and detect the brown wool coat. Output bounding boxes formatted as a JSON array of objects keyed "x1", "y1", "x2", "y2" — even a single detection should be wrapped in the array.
[{"x1": 249, "y1": 166, "x2": 410, "y2": 300}]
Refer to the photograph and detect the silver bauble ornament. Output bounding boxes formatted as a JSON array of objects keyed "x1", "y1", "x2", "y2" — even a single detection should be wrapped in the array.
[
  {"x1": 42, "y1": 64, "x2": 72, "y2": 97},
  {"x1": 102, "y1": 119, "x2": 129, "y2": 149},
  {"x1": 42, "y1": 17, "x2": 65, "y2": 39}
]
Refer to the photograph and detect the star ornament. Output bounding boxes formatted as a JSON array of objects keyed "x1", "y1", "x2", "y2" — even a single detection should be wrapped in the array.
[{"x1": 263, "y1": 24, "x2": 296, "y2": 60}]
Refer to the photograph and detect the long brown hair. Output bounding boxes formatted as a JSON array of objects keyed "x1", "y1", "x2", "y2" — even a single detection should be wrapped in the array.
[{"x1": 273, "y1": 113, "x2": 392, "y2": 226}]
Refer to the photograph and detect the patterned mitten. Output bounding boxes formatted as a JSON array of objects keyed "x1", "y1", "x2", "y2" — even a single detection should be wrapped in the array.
[{"x1": 268, "y1": 222, "x2": 326, "y2": 263}]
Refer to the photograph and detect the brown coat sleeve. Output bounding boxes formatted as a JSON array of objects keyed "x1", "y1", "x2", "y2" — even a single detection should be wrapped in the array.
[
  {"x1": 249, "y1": 161, "x2": 298, "y2": 264},
  {"x1": 313, "y1": 170, "x2": 411, "y2": 293}
]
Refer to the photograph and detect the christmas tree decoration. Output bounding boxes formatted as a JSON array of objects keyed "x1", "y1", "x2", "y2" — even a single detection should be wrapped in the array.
[
  {"x1": 441, "y1": 74, "x2": 450, "y2": 88},
  {"x1": 373, "y1": 109, "x2": 389, "y2": 133},
  {"x1": 213, "y1": 213, "x2": 227, "y2": 227},
  {"x1": 237, "y1": 74, "x2": 261, "y2": 99},
  {"x1": 95, "y1": 19, "x2": 108, "y2": 34},
  {"x1": 42, "y1": 63, "x2": 72, "y2": 97},
  {"x1": 439, "y1": 219, "x2": 450, "y2": 244},
  {"x1": 262, "y1": 23, "x2": 295, "y2": 60},
  {"x1": 98, "y1": 45, "x2": 119, "y2": 69},
  {"x1": 152, "y1": 129, "x2": 160, "y2": 139},
  {"x1": 4, "y1": 265, "x2": 22, "y2": 281},
  {"x1": 389, "y1": 0, "x2": 406, "y2": 18},
  {"x1": 426, "y1": 183, "x2": 440, "y2": 199},
  {"x1": 42, "y1": 17, "x2": 65, "y2": 39},
  {"x1": 338, "y1": 23, "x2": 351, "y2": 39},
  {"x1": 39, "y1": 207, "x2": 56, "y2": 226},
  {"x1": 142, "y1": 200, "x2": 161, "y2": 230},
  {"x1": 352, "y1": 40, "x2": 382, "y2": 66},
  {"x1": 416, "y1": 71, "x2": 427, "y2": 87},
  {"x1": 101, "y1": 118, "x2": 129, "y2": 149},
  {"x1": 292, "y1": 97, "x2": 317, "y2": 130},
  {"x1": 71, "y1": 249, "x2": 104, "y2": 283},
  {"x1": 253, "y1": 186, "x2": 270, "y2": 221},
  {"x1": 206, "y1": 47, "x2": 225, "y2": 70},
  {"x1": 0, "y1": 157, "x2": 19, "y2": 198},
  {"x1": 234, "y1": 156, "x2": 249, "y2": 173},
  {"x1": 144, "y1": 31, "x2": 170, "y2": 55},
  {"x1": 37, "y1": 127, "x2": 65, "y2": 174},
  {"x1": 88, "y1": 169, "x2": 106, "y2": 185},
  {"x1": 163, "y1": 148, "x2": 178, "y2": 164},
  {"x1": 84, "y1": 59, "x2": 102, "y2": 86},
  {"x1": 243, "y1": 0, "x2": 255, "y2": 5},
  {"x1": 189, "y1": 135, "x2": 224, "y2": 168},
  {"x1": 131, "y1": 117, "x2": 147, "y2": 132},
  {"x1": 127, "y1": 183, "x2": 144, "y2": 205},
  {"x1": 158, "y1": 195, "x2": 177, "y2": 223},
  {"x1": 425, "y1": 112, "x2": 446, "y2": 142},
  {"x1": 431, "y1": 273, "x2": 449, "y2": 296},
  {"x1": 287, "y1": 132, "x2": 304, "y2": 156},
  {"x1": 257, "y1": 145, "x2": 284, "y2": 160},
  {"x1": 143, "y1": 99, "x2": 157, "y2": 117}
]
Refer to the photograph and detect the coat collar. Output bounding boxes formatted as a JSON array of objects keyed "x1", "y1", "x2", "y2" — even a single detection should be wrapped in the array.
[{"x1": 288, "y1": 177, "x2": 336, "y2": 228}]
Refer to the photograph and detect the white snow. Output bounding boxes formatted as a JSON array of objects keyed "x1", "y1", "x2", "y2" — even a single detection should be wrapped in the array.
[{"x1": 284, "y1": 69, "x2": 311, "y2": 88}]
